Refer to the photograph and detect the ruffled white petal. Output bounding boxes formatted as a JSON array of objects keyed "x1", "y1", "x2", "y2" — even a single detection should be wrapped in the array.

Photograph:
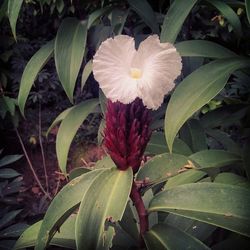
[
  {"x1": 133, "y1": 35, "x2": 182, "y2": 109},
  {"x1": 93, "y1": 35, "x2": 138, "y2": 104},
  {"x1": 93, "y1": 35, "x2": 182, "y2": 110}
]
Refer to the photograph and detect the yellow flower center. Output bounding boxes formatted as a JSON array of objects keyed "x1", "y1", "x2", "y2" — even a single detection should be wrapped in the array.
[{"x1": 130, "y1": 68, "x2": 142, "y2": 79}]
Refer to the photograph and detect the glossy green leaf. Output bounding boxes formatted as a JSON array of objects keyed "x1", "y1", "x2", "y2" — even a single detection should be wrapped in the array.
[
  {"x1": 0, "y1": 168, "x2": 20, "y2": 179},
  {"x1": 160, "y1": 0, "x2": 197, "y2": 43},
  {"x1": 144, "y1": 224, "x2": 209, "y2": 250},
  {"x1": 81, "y1": 60, "x2": 92, "y2": 90},
  {"x1": 146, "y1": 132, "x2": 192, "y2": 156},
  {"x1": 18, "y1": 40, "x2": 54, "y2": 116},
  {"x1": 75, "y1": 167, "x2": 133, "y2": 250},
  {"x1": 46, "y1": 106, "x2": 74, "y2": 137},
  {"x1": 179, "y1": 119, "x2": 207, "y2": 152},
  {"x1": 14, "y1": 215, "x2": 76, "y2": 250},
  {"x1": 0, "y1": 155, "x2": 22, "y2": 167},
  {"x1": 206, "y1": 0, "x2": 242, "y2": 37},
  {"x1": 189, "y1": 150, "x2": 242, "y2": 170},
  {"x1": 176, "y1": 40, "x2": 236, "y2": 58},
  {"x1": 149, "y1": 183, "x2": 250, "y2": 237},
  {"x1": 214, "y1": 172, "x2": 250, "y2": 188},
  {"x1": 35, "y1": 169, "x2": 105, "y2": 249},
  {"x1": 165, "y1": 214, "x2": 216, "y2": 241},
  {"x1": 165, "y1": 58, "x2": 250, "y2": 152},
  {"x1": 165, "y1": 170, "x2": 206, "y2": 190},
  {"x1": 56, "y1": 99, "x2": 98, "y2": 173},
  {"x1": 7, "y1": 0, "x2": 23, "y2": 40},
  {"x1": 136, "y1": 153, "x2": 189, "y2": 185},
  {"x1": 127, "y1": 0, "x2": 159, "y2": 33},
  {"x1": 246, "y1": 0, "x2": 250, "y2": 24},
  {"x1": 88, "y1": 6, "x2": 113, "y2": 29},
  {"x1": 55, "y1": 18, "x2": 88, "y2": 102}
]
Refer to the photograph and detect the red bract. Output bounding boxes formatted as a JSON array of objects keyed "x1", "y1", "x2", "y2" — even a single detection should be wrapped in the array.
[{"x1": 104, "y1": 98, "x2": 152, "y2": 173}]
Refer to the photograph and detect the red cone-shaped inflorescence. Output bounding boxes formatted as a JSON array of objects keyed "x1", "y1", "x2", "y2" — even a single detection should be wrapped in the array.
[{"x1": 104, "y1": 98, "x2": 152, "y2": 173}]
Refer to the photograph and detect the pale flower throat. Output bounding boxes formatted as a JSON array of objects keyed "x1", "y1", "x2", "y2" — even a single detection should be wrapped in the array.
[{"x1": 130, "y1": 68, "x2": 142, "y2": 79}]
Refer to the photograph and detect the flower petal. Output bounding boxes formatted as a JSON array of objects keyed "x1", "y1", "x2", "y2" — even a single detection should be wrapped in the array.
[
  {"x1": 93, "y1": 35, "x2": 138, "y2": 104},
  {"x1": 132, "y1": 35, "x2": 182, "y2": 109}
]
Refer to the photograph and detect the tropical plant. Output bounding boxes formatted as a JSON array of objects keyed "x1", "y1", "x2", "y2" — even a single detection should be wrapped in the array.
[
  {"x1": 0, "y1": 151, "x2": 28, "y2": 250},
  {"x1": 1, "y1": 0, "x2": 250, "y2": 249}
]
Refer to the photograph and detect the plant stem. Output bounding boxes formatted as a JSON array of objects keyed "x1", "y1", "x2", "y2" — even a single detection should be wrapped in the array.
[
  {"x1": 130, "y1": 180, "x2": 148, "y2": 248},
  {"x1": 15, "y1": 127, "x2": 52, "y2": 200},
  {"x1": 38, "y1": 101, "x2": 49, "y2": 192}
]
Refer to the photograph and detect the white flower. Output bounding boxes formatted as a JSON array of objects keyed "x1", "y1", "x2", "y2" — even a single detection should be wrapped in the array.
[{"x1": 93, "y1": 35, "x2": 182, "y2": 110}]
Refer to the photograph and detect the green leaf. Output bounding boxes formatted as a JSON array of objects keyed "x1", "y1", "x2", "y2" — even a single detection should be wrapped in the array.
[
  {"x1": 205, "y1": 129, "x2": 241, "y2": 155},
  {"x1": 7, "y1": 0, "x2": 23, "y2": 40},
  {"x1": 81, "y1": 60, "x2": 92, "y2": 90},
  {"x1": 68, "y1": 167, "x2": 90, "y2": 181},
  {"x1": 165, "y1": 58, "x2": 250, "y2": 152},
  {"x1": 127, "y1": 0, "x2": 159, "y2": 34},
  {"x1": 0, "y1": 223, "x2": 28, "y2": 238},
  {"x1": 35, "y1": 169, "x2": 105, "y2": 249},
  {"x1": 55, "y1": 18, "x2": 88, "y2": 102},
  {"x1": 0, "y1": 209, "x2": 22, "y2": 230},
  {"x1": 0, "y1": 0, "x2": 8, "y2": 23},
  {"x1": 160, "y1": 0, "x2": 197, "y2": 43},
  {"x1": 56, "y1": 99, "x2": 98, "y2": 173},
  {"x1": 75, "y1": 167, "x2": 133, "y2": 250},
  {"x1": 14, "y1": 215, "x2": 77, "y2": 250},
  {"x1": 149, "y1": 183, "x2": 250, "y2": 237},
  {"x1": 0, "y1": 168, "x2": 20, "y2": 178},
  {"x1": 144, "y1": 224, "x2": 210, "y2": 250},
  {"x1": 146, "y1": 132, "x2": 192, "y2": 156},
  {"x1": 99, "y1": 89, "x2": 107, "y2": 115},
  {"x1": 246, "y1": 0, "x2": 250, "y2": 24},
  {"x1": 136, "y1": 153, "x2": 189, "y2": 185},
  {"x1": 3, "y1": 96, "x2": 16, "y2": 116},
  {"x1": 179, "y1": 119, "x2": 207, "y2": 152},
  {"x1": 189, "y1": 150, "x2": 242, "y2": 170},
  {"x1": 18, "y1": 40, "x2": 54, "y2": 116},
  {"x1": 46, "y1": 106, "x2": 74, "y2": 137},
  {"x1": 0, "y1": 155, "x2": 22, "y2": 167},
  {"x1": 165, "y1": 169, "x2": 206, "y2": 190},
  {"x1": 176, "y1": 40, "x2": 236, "y2": 58},
  {"x1": 206, "y1": 0, "x2": 242, "y2": 37},
  {"x1": 88, "y1": 6, "x2": 113, "y2": 29}
]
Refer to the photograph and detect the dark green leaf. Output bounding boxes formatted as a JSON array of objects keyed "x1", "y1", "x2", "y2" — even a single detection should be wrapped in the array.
[
  {"x1": 81, "y1": 60, "x2": 92, "y2": 90},
  {"x1": 55, "y1": 18, "x2": 88, "y2": 102},
  {"x1": 160, "y1": 0, "x2": 197, "y2": 43},
  {"x1": 0, "y1": 223, "x2": 28, "y2": 238},
  {"x1": 0, "y1": 168, "x2": 20, "y2": 179},
  {"x1": 0, "y1": 155, "x2": 22, "y2": 167},
  {"x1": 246, "y1": 0, "x2": 250, "y2": 24}
]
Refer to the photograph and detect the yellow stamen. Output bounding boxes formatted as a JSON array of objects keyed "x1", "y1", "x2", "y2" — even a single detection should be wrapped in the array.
[{"x1": 130, "y1": 68, "x2": 142, "y2": 79}]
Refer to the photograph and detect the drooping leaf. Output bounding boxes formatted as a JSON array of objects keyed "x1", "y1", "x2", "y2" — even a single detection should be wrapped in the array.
[
  {"x1": 35, "y1": 169, "x2": 106, "y2": 250},
  {"x1": 144, "y1": 223, "x2": 210, "y2": 250},
  {"x1": 88, "y1": 6, "x2": 113, "y2": 29},
  {"x1": 205, "y1": 129, "x2": 241, "y2": 155},
  {"x1": 46, "y1": 106, "x2": 74, "y2": 137},
  {"x1": 0, "y1": 155, "x2": 22, "y2": 167},
  {"x1": 56, "y1": 99, "x2": 98, "y2": 173},
  {"x1": 146, "y1": 132, "x2": 192, "y2": 156},
  {"x1": 189, "y1": 150, "x2": 242, "y2": 170},
  {"x1": 7, "y1": 0, "x2": 23, "y2": 40},
  {"x1": 18, "y1": 40, "x2": 54, "y2": 116},
  {"x1": 55, "y1": 18, "x2": 88, "y2": 102},
  {"x1": 0, "y1": 168, "x2": 20, "y2": 179},
  {"x1": 160, "y1": 0, "x2": 198, "y2": 43},
  {"x1": 75, "y1": 167, "x2": 133, "y2": 250},
  {"x1": 179, "y1": 119, "x2": 207, "y2": 152},
  {"x1": 149, "y1": 183, "x2": 250, "y2": 237},
  {"x1": 206, "y1": 0, "x2": 242, "y2": 38},
  {"x1": 165, "y1": 58, "x2": 250, "y2": 152},
  {"x1": 136, "y1": 153, "x2": 189, "y2": 186},
  {"x1": 14, "y1": 215, "x2": 77, "y2": 250},
  {"x1": 176, "y1": 40, "x2": 236, "y2": 58},
  {"x1": 81, "y1": 60, "x2": 92, "y2": 90},
  {"x1": 165, "y1": 169, "x2": 206, "y2": 190},
  {"x1": 127, "y1": 0, "x2": 159, "y2": 34}
]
